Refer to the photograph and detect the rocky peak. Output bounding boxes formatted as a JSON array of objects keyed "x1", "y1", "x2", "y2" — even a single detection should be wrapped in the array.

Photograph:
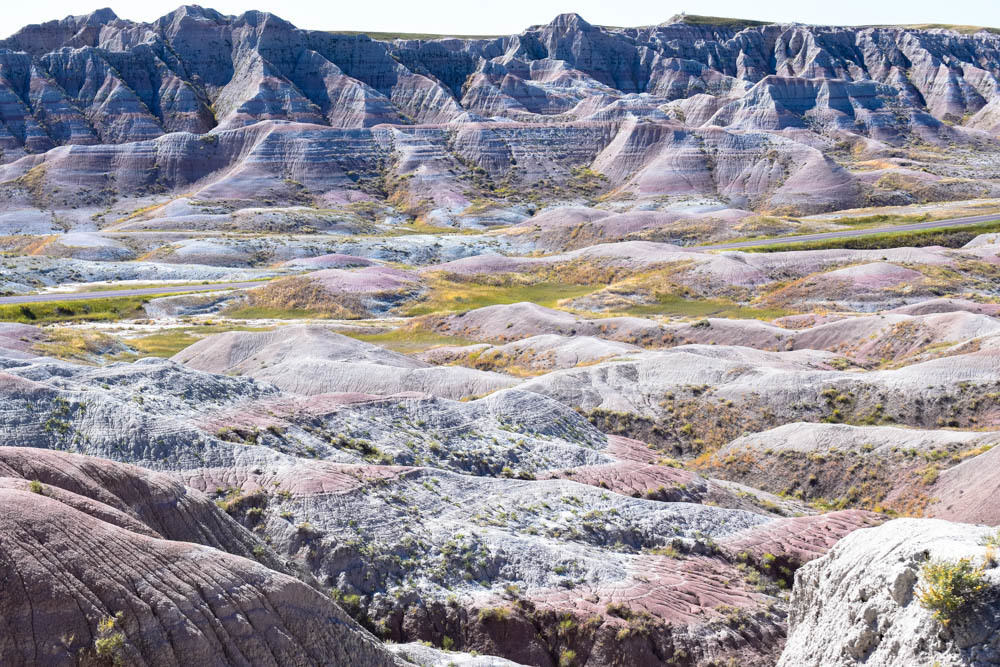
[
  {"x1": 0, "y1": 8, "x2": 119, "y2": 55},
  {"x1": 0, "y1": 5, "x2": 998, "y2": 215},
  {"x1": 78, "y1": 7, "x2": 119, "y2": 27},
  {"x1": 546, "y1": 12, "x2": 594, "y2": 32},
  {"x1": 162, "y1": 4, "x2": 229, "y2": 23},
  {"x1": 237, "y1": 9, "x2": 297, "y2": 30}
]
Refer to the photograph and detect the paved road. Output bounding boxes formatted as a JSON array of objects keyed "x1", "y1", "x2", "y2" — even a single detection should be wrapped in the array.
[
  {"x1": 700, "y1": 212, "x2": 1000, "y2": 250},
  {"x1": 0, "y1": 281, "x2": 267, "y2": 305}
]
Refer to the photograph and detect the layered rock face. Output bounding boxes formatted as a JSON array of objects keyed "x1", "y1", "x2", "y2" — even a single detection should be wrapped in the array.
[
  {"x1": 173, "y1": 324, "x2": 519, "y2": 399},
  {"x1": 2, "y1": 8, "x2": 999, "y2": 139},
  {"x1": 0, "y1": 8, "x2": 999, "y2": 221},
  {"x1": 0, "y1": 324, "x2": 885, "y2": 666},
  {"x1": 779, "y1": 519, "x2": 1000, "y2": 666},
  {"x1": 4, "y1": 7, "x2": 1000, "y2": 667},
  {"x1": 0, "y1": 447, "x2": 396, "y2": 666}
]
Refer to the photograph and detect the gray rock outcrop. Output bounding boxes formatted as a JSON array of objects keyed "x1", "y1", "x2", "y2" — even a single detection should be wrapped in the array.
[{"x1": 779, "y1": 518, "x2": 1000, "y2": 666}]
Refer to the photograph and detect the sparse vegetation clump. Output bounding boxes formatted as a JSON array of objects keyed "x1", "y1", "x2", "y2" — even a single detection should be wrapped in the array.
[
  {"x1": 0, "y1": 296, "x2": 151, "y2": 324},
  {"x1": 33, "y1": 329, "x2": 124, "y2": 362},
  {"x1": 917, "y1": 558, "x2": 989, "y2": 625},
  {"x1": 344, "y1": 327, "x2": 476, "y2": 354},
  {"x1": 478, "y1": 605, "x2": 513, "y2": 622},
  {"x1": 93, "y1": 612, "x2": 127, "y2": 665},
  {"x1": 225, "y1": 276, "x2": 367, "y2": 319},
  {"x1": 404, "y1": 275, "x2": 596, "y2": 316}
]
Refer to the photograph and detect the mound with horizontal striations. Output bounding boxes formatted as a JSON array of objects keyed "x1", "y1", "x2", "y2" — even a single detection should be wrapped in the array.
[
  {"x1": 723, "y1": 511, "x2": 884, "y2": 566},
  {"x1": 0, "y1": 323, "x2": 46, "y2": 357},
  {"x1": 418, "y1": 302, "x2": 680, "y2": 345},
  {"x1": 173, "y1": 324, "x2": 518, "y2": 399},
  {"x1": 33, "y1": 232, "x2": 137, "y2": 261},
  {"x1": 281, "y1": 253, "x2": 383, "y2": 269},
  {"x1": 704, "y1": 422, "x2": 1000, "y2": 514},
  {"x1": 787, "y1": 310, "x2": 1000, "y2": 364},
  {"x1": 889, "y1": 297, "x2": 1000, "y2": 317},
  {"x1": 173, "y1": 324, "x2": 423, "y2": 374},
  {"x1": 0, "y1": 447, "x2": 395, "y2": 666},
  {"x1": 519, "y1": 344, "x2": 1000, "y2": 454},
  {"x1": 422, "y1": 302, "x2": 598, "y2": 340},
  {"x1": 417, "y1": 334, "x2": 642, "y2": 373},
  {"x1": 0, "y1": 446, "x2": 278, "y2": 562},
  {"x1": 925, "y1": 444, "x2": 1000, "y2": 525}
]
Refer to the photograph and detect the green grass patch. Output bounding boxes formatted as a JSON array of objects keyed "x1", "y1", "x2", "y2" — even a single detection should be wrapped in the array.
[
  {"x1": 0, "y1": 296, "x2": 152, "y2": 324},
  {"x1": 404, "y1": 281, "x2": 596, "y2": 316},
  {"x1": 33, "y1": 329, "x2": 123, "y2": 363},
  {"x1": 672, "y1": 14, "x2": 768, "y2": 28},
  {"x1": 342, "y1": 328, "x2": 478, "y2": 354},
  {"x1": 623, "y1": 294, "x2": 792, "y2": 320},
  {"x1": 744, "y1": 219, "x2": 1000, "y2": 253},
  {"x1": 128, "y1": 330, "x2": 203, "y2": 357},
  {"x1": 127, "y1": 325, "x2": 270, "y2": 358},
  {"x1": 700, "y1": 213, "x2": 979, "y2": 247}
]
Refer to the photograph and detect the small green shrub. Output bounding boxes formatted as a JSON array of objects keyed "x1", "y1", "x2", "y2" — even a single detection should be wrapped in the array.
[
  {"x1": 917, "y1": 558, "x2": 988, "y2": 625},
  {"x1": 94, "y1": 633, "x2": 124, "y2": 661},
  {"x1": 920, "y1": 465, "x2": 940, "y2": 485},
  {"x1": 477, "y1": 605, "x2": 512, "y2": 622},
  {"x1": 605, "y1": 602, "x2": 632, "y2": 619},
  {"x1": 94, "y1": 612, "x2": 126, "y2": 665},
  {"x1": 28, "y1": 480, "x2": 43, "y2": 494},
  {"x1": 981, "y1": 529, "x2": 1000, "y2": 548}
]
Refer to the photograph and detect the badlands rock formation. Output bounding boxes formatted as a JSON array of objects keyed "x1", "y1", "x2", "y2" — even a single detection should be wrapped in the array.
[
  {"x1": 2, "y1": 5, "x2": 1000, "y2": 667},
  {"x1": 0, "y1": 8, "x2": 999, "y2": 232},
  {"x1": 174, "y1": 325, "x2": 518, "y2": 399},
  {"x1": 0, "y1": 447, "x2": 396, "y2": 666},
  {"x1": 0, "y1": 318, "x2": 883, "y2": 666},
  {"x1": 779, "y1": 519, "x2": 1000, "y2": 666}
]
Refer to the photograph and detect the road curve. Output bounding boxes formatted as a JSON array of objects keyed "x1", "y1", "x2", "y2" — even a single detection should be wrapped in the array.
[
  {"x1": 700, "y1": 213, "x2": 1000, "y2": 250},
  {"x1": 0, "y1": 281, "x2": 267, "y2": 306}
]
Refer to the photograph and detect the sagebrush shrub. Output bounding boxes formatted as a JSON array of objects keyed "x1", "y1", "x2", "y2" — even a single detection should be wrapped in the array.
[{"x1": 917, "y1": 558, "x2": 988, "y2": 624}]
